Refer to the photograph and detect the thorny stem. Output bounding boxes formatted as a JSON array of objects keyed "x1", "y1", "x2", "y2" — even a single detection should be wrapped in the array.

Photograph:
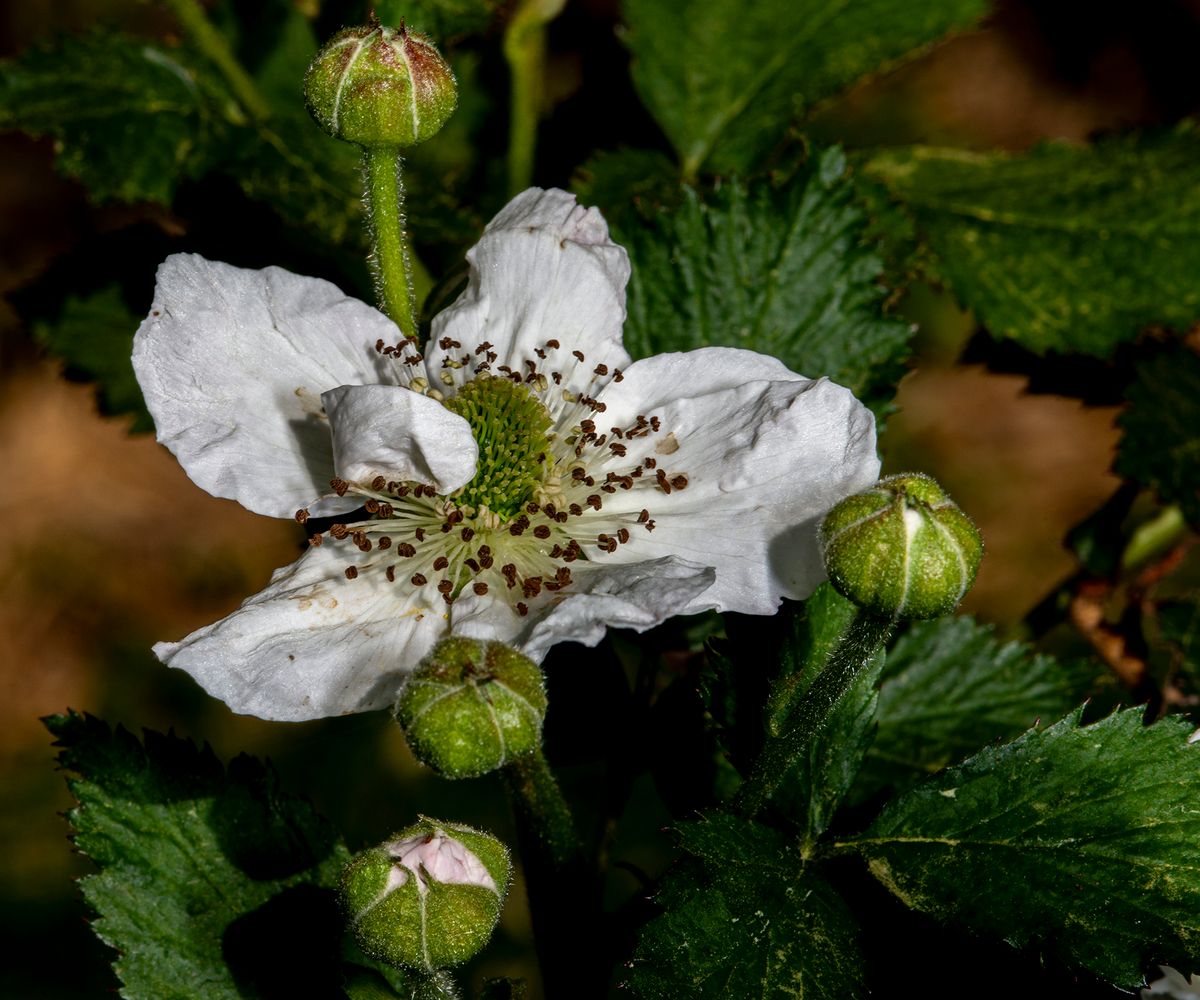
[
  {"x1": 363, "y1": 146, "x2": 419, "y2": 338},
  {"x1": 505, "y1": 745, "x2": 580, "y2": 869},
  {"x1": 162, "y1": 0, "x2": 272, "y2": 122},
  {"x1": 735, "y1": 609, "x2": 894, "y2": 818},
  {"x1": 503, "y1": 0, "x2": 566, "y2": 197}
]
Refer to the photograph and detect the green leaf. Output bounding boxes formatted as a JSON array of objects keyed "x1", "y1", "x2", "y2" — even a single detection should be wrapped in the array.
[
  {"x1": 1156, "y1": 599, "x2": 1200, "y2": 687},
  {"x1": 46, "y1": 711, "x2": 350, "y2": 1000},
  {"x1": 864, "y1": 129, "x2": 1200, "y2": 355},
  {"x1": 1116, "y1": 347, "x2": 1200, "y2": 526},
  {"x1": 766, "y1": 586, "x2": 882, "y2": 844},
  {"x1": 853, "y1": 616, "x2": 1109, "y2": 801},
  {"x1": 628, "y1": 813, "x2": 865, "y2": 999},
  {"x1": 848, "y1": 708, "x2": 1200, "y2": 988},
  {"x1": 622, "y1": 0, "x2": 987, "y2": 176},
  {"x1": 33, "y1": 285, "x2": 153, "y2": 432},
  {"x1": 0, "y1": 30, "x2": 227, "y2": 203},
  {"x1": 617, "y1": 148, "x2": 913, "y2": 409}
]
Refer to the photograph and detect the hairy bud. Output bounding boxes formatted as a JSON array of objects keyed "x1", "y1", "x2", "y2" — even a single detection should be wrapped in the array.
[{"x1": 819, "y1": 473, "x2": 983, "y2": 620}]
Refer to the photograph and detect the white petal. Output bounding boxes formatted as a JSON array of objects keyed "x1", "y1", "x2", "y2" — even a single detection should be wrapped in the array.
[
  {"x1": 154, "y1": 544, "x2": 447, "y2": 720},
  {"x1": 323, "y1": 384, "x2": 478, "y2": 494},
  {"x1": 598, "y1": 354, "x2": 880, "y2": 613},
  {"x1": 133, "y1": 254, "x2": 401, "y2": 518},
  {"x1": 427, "y1": 188, "x2": 632, "y2": 381},
  {"x1": 516, "y1": 557, "x2": 716, "y2": 663}
]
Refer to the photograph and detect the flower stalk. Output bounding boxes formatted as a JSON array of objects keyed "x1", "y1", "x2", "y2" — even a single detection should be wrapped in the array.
[
  {"x1": 503, "y1": 0, "x2": 566, "y2": 196},
  {"x1": 736, "y1": 609, "x2": 894, "y2": 818},
  {"x1": 364, "y1": 146, "x2": 419, "y2": 338}
]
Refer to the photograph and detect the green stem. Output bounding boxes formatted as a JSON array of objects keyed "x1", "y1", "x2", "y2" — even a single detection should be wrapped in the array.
[
  {"x1": 502, "y1": 0, "x2": 565, "y2": 197},
  {"x1": 504, "y1": 746, "x2": 579, "y2": 868},
  {"x1": 363, "y1": 146, "x2": 419, "y2": 338},
  {"x1": 735, "y1": 609, "x2": 894, "y2": 818},
  {"x1": 161, "y1": 0, "x2": 272, "y2": 122},
  {"x1": 1122, "y1": 505, "x2": 1188, "y2": 571}
]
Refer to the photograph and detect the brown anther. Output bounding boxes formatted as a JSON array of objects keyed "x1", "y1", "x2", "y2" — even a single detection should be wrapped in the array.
[
  {"x1": 535, "y1": 348, "x2": 547, "y2": 360},
  {"x1": 645, "y1": 520, "x2": 656, "y2": 532},
  {"x1": 556, "y1": 566, "x2": 572, "y2": 584},
  {"x1": 650, "y1": 417, "x2": 661, "y2": 431},
  {"x1": 656, "y1": 469, "x2": 672, "y2": 494},
  {"x1": 294, "y1": 508, "x2": 309, "y2": 524},
  {"x1": 474, "y1": 581, "x2": 489, "y2": 596},
  {"x1": 517, "y1": 602, "x2": 529, "y2": 617},
  {"x1": 375, "y1": 338, "x2": 385, "y2": 352},
  {"x1": 617, "y1": 528, "x2": 631, "y2": 544},
  {"x1": 644, "y1": 457, "x2": 657, "y2": 469},
  {"x1": 364, "y1": 499, "x2": 380, "y2": 513},
  {"x1": 377, "y1": 502, "x2": 394, "y2": 518},
  {"x1": 309, "y1": 534, "x2": 324, "y2": 547},
  {"x1": 523, "y1": 578, "x2": 543, "y2": 598},
  {"x1": 638, "y1": 509, "x2": 650, "y2": 523},
  {"x1": 478, "y1": 544, "x2": 492, "y2": 557},
  {"x1": 441, "y1": 522, "x2": 452, "y2": 533},
  {"x1": 396, "y1": 485, "x2": 411, "y2": 497},
  {"x1": 533, "y1": 525, "x2": 551, "y2": 539},
  {"x1": 571, "y1": 467, "x2": 587, "y2": 481},
  {"x1": 397, "y1": 542, "x2": 416, "y2": 557},
  {"x1": 379, "y1": 536, "x2": 392, "y2": 550},
  {"x1": 415, "y1": 527, "x2": 425, "y2": 541},
  {"x1": 480, "y1": 554, "x2": 494, "y2": 569},
  {"x1": 586, "y1": 494, "x2": 602, "y2": 510},
  {"x1": 610, "y1": 443, "x2": 627, "y2": 457},
  {"x1": 461, "y1": 526, "x2": 475, "y2": 542},
  {"x1": 411, "y1": 573, "x2": 428, "y2": 586},
  {"x1": 330, "y1": 477, "x2": 349, "y2": 496},
  {"x1": 345, "y1": 566, "x2": 358, "y2": 580},
  {"x1": 549, "y1": 544, "x2": 564, "y2": 558},
  {"x1": 594, "y1": 363, "x2": 608, "y2": 376},
  {"x1": 330, "y1": 524, "x2": 350, "y2": 540},
  {"x1": 546, "y1": 339, "x2": 560, "y2": 349},
  {"x1": 671, "y1": 475, "x2": 689, "y2": 491},
  {"x1": 386, "y1": 566, "x2": 396, "y2": 582},
  {"x1": 552, "y1": 372, "x2": 563, "y2": 384},
  {"x1": 526, "y1": 502, "x2": 540, "y2": 514},
  {"x1": 601, "y1": 484, "x2": 616, "y2": 494},
  {"x1": 465, "y1": 558, "x2": 480, "y2": 572},
  {"x1": 437, "y1": 579, "x2": 453, "y2": 594},
  {"x1": 371, "y1": 475, "x2": 386, "y2": 490},
  {"x1": 572, "y1": 350, "x2": 585, "y2": 362},
  {"x1": 501, "y1": 564, "x2": 518, "y2": 588},
  {"x1": 568, "y1": 503, "x2": 583, "y2": 516},
  {"x1": 613, "y1": 369, "x2": 624, "y2": 382},
  {"x1": 433, "y1": 556, "x2": 449, "y2": 571},
  {"x1": 509, "y1": 522, "x2": 526, "y2": 536}
]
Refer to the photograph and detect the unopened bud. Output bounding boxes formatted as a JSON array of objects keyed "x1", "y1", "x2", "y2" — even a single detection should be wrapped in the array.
[
  {"x1": 304, "y1": 23, "x2": 457, "y2": 149},
  {"x1": 395, "y1": 637, "x2": 547, "y2": 779},
  {"x1": 818, "y1": 473, "x2": 983, "y2": 620},
  {"x1": 340, "y1": 817, "x2": 511, "y2": 972}
]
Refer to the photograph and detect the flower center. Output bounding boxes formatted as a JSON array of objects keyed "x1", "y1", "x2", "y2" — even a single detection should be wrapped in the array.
[{"x1": 443, "y1": 376, "x2": 552, "y2": 521}]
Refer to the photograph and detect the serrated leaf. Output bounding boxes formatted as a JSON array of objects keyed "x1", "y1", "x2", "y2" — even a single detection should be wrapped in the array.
[
  {"x1": 46, "y1": 712, "x2": 350, "y2": 1000},
  {"x1": 617, "y1": 148, "x2": 912, "y2": 409},
  {"x1": 628, "y1": 814, "x2": 865, "y2": 999},
  {"x1": 32, "y1": 285, "x2": 152, "y2": 431},
  {"x1": 0, "y1": 30, "x2": 230, "y2": 204},
  {"x1": 1116, "y1": 347, "x2": 1200, "y2": 526},
  {"x1": 864, "y1": 130, "x2": 1200, "y2": 355},
  {"x1": 853, "y1": 616, "x2": 1109, "y2": 801},
  {"x1": 847, "y1": 708, "x2": 1200, "y2": 988},
  {"x1": 622, "y1": 0, "x2": 987, "y2": 176}
]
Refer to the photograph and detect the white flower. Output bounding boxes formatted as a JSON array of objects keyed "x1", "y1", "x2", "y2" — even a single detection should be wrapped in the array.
[{"x1": 133, "y1": 188, "x2": 880, "y2": 721}]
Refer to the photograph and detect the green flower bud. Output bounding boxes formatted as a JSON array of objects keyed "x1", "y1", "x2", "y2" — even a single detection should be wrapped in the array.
[
  {"x1": 395, "y1": 637, "x2": 547, "y2": 779},
  {"x1": 304, "y1": 23, "x2": 457, "y2": 149},
  {"x1": 340, "y1": 817, "x2": 511, "y2": 972},
  {"x1": 818, "y1": 473, "x2": 983, "y2": 620}
]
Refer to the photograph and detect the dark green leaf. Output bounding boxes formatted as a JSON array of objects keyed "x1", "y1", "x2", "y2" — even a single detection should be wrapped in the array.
[
  {"x1": 864, "y1": 129, "x2": 1200, "y2": 355},
  {"x1": 1153, "y1": 598, "x2": 1200, "y2": 690},
  {"x1": 618, "y1": 148, "x2": 913, "y2": 409},
  {"x1": 1116, "y1": 347, "x2": 1200, "y2": 526},
  {"x1": 853, "y1": 616, "x2": 1109, "y2": 801},
  {"x1": 33, "y1": 285, "x2": 153, "y2": 432},
  {"x1": 46, "y1": 711, "x2": 350, "y2": 1000},
  {"x1": 629, "y1": 814, "x2": 865, "y2": 999},
  {"x1": 622, "y1": 0, "x2": 987, "y2": 176},
  {"x1": 0, "y1": 31, "x2": 227, "y2": 203},
  {"x1": 848, "y1": 708, "x2": 1200, "y2": 988}
]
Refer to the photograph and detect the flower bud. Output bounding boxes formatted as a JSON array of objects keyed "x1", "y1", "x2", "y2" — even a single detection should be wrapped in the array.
[
  {"x1": 395, "y1": 637, "x2": 547, "y2": 779},
  {"x1": 304, "y1": 23, "x2": 457, "y2": 149},
  {"x1": 340, "y1": 817, "x2": 511, "y2": 972},
  {"x1": 818, "y1": 473, "x2": 983, "y2": 620}
]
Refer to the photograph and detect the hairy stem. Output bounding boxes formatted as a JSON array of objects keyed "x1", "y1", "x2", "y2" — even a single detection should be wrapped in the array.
[
  {"x1": 161, "y1": 0, "x2": 272, "y2": 122},
  {"x1": 736, "y1": 610, "x2": 894, "y2": 817},
  {"x1": 363, "y1": 146, "x2": 419, "y2": 338}
]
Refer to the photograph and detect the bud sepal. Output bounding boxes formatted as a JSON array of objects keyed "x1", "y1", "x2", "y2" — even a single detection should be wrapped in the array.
[
  {"x1": 395, "y1": 637, "x2": 547, "y2": 779},
  {"x1": 340, "y1": 817, "x2": 512, "y2": 972},
  {"x1": 818, "y1": 473, "x2": 983, "y2": 620}
]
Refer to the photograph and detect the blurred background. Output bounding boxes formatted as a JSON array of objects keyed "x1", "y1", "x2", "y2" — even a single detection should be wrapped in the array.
[{"x1": 3, "y1": 0, "x2": 1200, "y2": 996}]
